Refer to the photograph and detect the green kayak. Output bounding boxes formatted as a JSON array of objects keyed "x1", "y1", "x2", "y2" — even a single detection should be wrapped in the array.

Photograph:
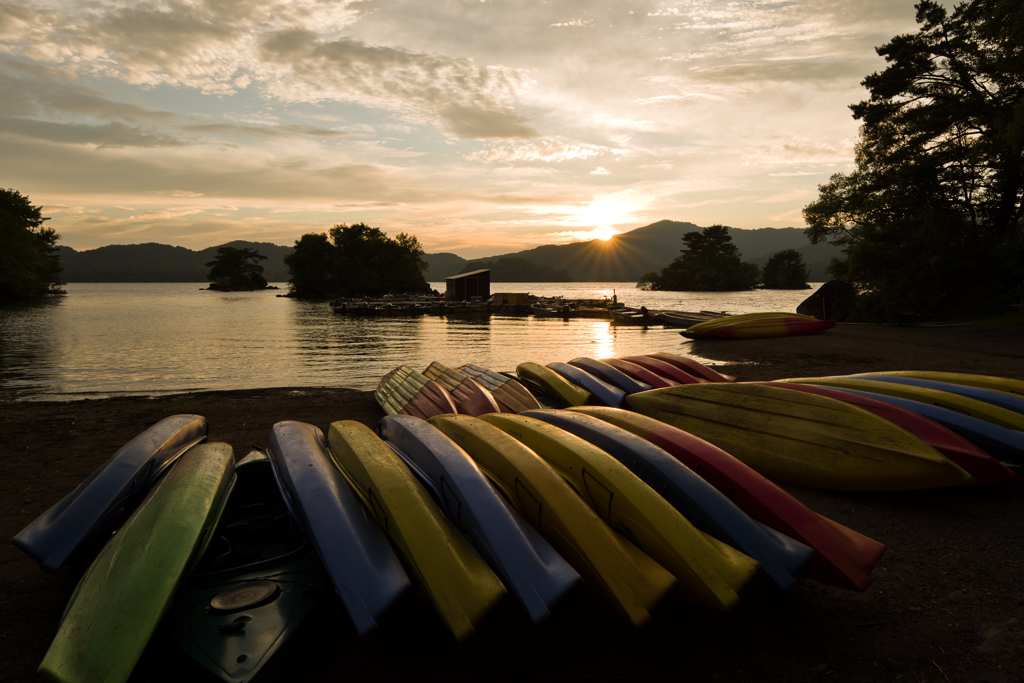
[{"x1": 39, "y1": 442, "x2": 236, "y2": 683}]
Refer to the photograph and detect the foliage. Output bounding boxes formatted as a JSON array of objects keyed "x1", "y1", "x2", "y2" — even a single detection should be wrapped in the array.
[
  {"x1": 458, "y1": 256, "x2": 573, "y2": 282},
  {"x1": 643, "y1": 225, "x2": 760, "y2": 291},
  {"x1": 761, "y1": 249, "x2": 811, "y2": 289},
  {"x1": 0, "y1": 189, "x2": 62, "y2": 301},
  {"x1": 205, "y1": 246, "x2": 267, "y2": 289},
  {"x1": 803, "y1": 0, "x2": 1024, "y2": 317},
  {"x1": 285, "y1": 223, "x2": 430, "y2": 297}
]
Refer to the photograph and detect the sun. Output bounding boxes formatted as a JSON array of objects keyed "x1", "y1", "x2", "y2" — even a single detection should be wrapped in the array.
[{"x1": 591, "y1": 226, "x2": 620, "y2": 241}]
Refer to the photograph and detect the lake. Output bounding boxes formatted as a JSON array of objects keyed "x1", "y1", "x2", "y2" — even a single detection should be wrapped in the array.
[{"x1": 0, "y1": 282, "x2": 822, "y2": 400}]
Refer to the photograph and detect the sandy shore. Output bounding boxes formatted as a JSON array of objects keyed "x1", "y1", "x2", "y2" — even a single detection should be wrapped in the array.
[{"x1": 2, "y1": 322, "x2": 1023, "y2": 683}]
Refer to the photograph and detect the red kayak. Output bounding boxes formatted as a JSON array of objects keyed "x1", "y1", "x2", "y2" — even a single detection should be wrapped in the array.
[
  {"x1": 568, "y1": 406, "x2": 886, "y2": 591},
  {"x1": 620, "y1": 356, "x2": 708, "y2": 384},
  {"x1": 645, "y1": 352, "x2": 736, "y2": 383},
  {"x1": 600, "y1": 358, "x2": 680, "y2": 388},
  {"x1": 423, "y1": 361, "x2": 501, "y2": 416},
  {"x1": 682, "y1": 317, "x2": 836, "y2": 339},
  {"x1": 376, "y1": 366, "x2": 458, "y2": 419},
  {"x1": 756, "y1": 381, "x2": 1018, "y2": 484}
]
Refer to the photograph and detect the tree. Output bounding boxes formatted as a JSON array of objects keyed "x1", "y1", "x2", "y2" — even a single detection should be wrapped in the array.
[
  {"x1": 643, "y1": 225, "x2": 760, "y2": 291},
  {"x1": 285, "y1": 223, "x2": 430, "y2": 297},
  {"x1": 0, "y1": 189, "x2": 62, "y2": 301},
  {"x1": 761, "y1": 249, "x2": 811, "y2": 289},
  {"x1": 803, "y1": 0, "x2": 1024, "y2": 316},
  {"x1": 205, "y1": 246, "x2": 267, "y2": 290}
]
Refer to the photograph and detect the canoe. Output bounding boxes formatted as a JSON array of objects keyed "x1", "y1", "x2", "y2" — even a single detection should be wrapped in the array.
[
  {"x1": 780, "y1": 377, "x2": 1024, "y2": 431},
  {"x1": 600, "y1": 358, "x2": 680, "y2": 388},
  {"x1": 480, "y1": 413, "x2": 760, "y2": 611},
  {"x1": 644, "y1": 352, "x2": 736, "y2": 383},
  {"x1": 567, "y1": 406, "x2": 885, "y2": 591},
  {"x1": 684, "y1": 311, "x2": 815, "y2": 335},
  {"x1": 852, "y1": 371, "x2": 1024, "y2": 398},
  {"x1": 13, "y1": 414, "x2": 208, "y2": 572},
  {"x1": 378, "y1": 415, "x2": 579, "y2": 623},
  {"x1": 457, "y1": 363, "x2": 542, "y2": 413},
  {"x1": 756, "y1": 382, "x2": 1016, "y2": 484},
  {"x1": 375, "y1": 365, "x2": 458, "y2": 418},
  {"x1": 523, "y1": 409, "x2": 813, "y2": 591},
  {"x1": 627, "y1": 384, "x2": 972, "y2": 491},
  {"x1": 427, "y1": 414, "x2": 676, "y2": 628},
  {"x1": 423, "y1": 361, "x2": 501, "y2": 416},
  {"x1": 620, "y1": 355, "x2": 707, "y2": 384},
  {"x1": 163, "y1": 449, "x2": 328, "y2": 683},
  {"x1": 568, "y1": 357, "x2": 653, "y2": 395},
  {"x1": 548, "y1": 362, "x2": 628, "y2": 408},
  {"x1": 326, "y1": 421, "x2": 505, "y2": 643},
  {"x1": 846, "y1": 374, "x2": 1024, "y2": 416},
  {"x1": 516, "y1": 362, "x2": 591, "y2": 407},
  {"x1": 682, "y1": 315, "x2": 836, "y2": 339},
  {"x1": 803, "y1": 386, "x2": 1024, "y2": 471},
  {"x1": 267, "y1": 421, "x2": 411, "y2": 635},
  {"x1": 39, "y1": 443, "x2": 235, "y2": 683}
]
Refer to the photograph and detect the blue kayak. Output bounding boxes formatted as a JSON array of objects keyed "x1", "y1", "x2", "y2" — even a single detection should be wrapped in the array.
[
  {"x1": 13, "y1": 414, "x2": 208, "y2": 572},
  {"x1": 849, "y1": 374, "x2": 1024, "y2": 416},
  {"x1": 820, "y1": 387, "x2": 1024, "y2": 470},
  {"x1": 521, "y1": 409, "x2": 814, "y2": 591},
  {"x1": 547, "y1": 362, "x2": 628, "y2": 408},
  {"x1": 267, "y1": 421, "x2": 411, "y2": 635},
  {"x1": 568, "y1": 357, "x2": 653, "y2": 395},
  {"x1": 378, "y1": 415, "x2": 580, "y2": 623}
]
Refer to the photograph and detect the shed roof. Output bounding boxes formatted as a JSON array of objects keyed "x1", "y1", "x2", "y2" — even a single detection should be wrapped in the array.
[{"x1": 446, "y1": 269, "x2": 491, "y2": 280}]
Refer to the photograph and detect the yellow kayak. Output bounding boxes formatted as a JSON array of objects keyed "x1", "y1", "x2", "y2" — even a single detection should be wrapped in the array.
[
  {"x1": 428, "y1": 414, "x2": 676, "y2": 628},
  {"x1": 781, "y1": 377, "x2": 1024, "y2": 431},
  {"x1": 480, "y1": 413, "x2": 759, "y2": 611},
  {"x1": 326, "y1": 421, "x2": 506, "y2": 642},
  {"x1": 847, "y1": 371, "x2": 1024, "y2": 399},
  {"x1": 685, "y1": 311, "x2": 814, "y2": 334},
  {"x1": 516, "y1": 362, "x2": 591, "y2": 407},
  {"x1": 628, "y1": 384, "x2": 973, "y2": 491}
]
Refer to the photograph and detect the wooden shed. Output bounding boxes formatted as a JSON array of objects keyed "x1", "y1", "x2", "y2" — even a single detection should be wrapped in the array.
[{"x1": 445, "y1": 269, "x2": 491, "y2": 301}]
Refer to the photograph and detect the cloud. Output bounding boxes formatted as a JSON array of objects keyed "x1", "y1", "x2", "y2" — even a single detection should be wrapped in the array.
[
  {"x1": 0, "y1": 116, "x2": 188, "y2": 148},
  {"x1": 183, "y1": 122, "x2": 352, "y2": 139},
  {"x1": 466, "y1": 140, "x2": 603, "y2": 163}
]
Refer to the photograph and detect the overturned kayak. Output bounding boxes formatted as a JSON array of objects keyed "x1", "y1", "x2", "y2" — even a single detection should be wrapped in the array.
[
  {"x1": 375, "y1": 365, "x2": 457, "y2": 418},
  {"x1": 568, "y1": 357, "x2": 653, "y2": 395},
  {"x1": 600, "y1": 358, "x2": 680, "y2": 388},
  {"x1": 327, "y1": 421, "x2": 505, "y2": 643},
  {"x1": 423, "y1": 361, "x2": 501, "y2": 416},
  {"x1": 548, "y1": 362, "x2": 628, "y2": 407},
  {"x1": 682, "y1": 314, "x2": 835, "y2": 340},
  {"x1": 457, "y1": 363, "x2": 542, "y2": 413},
  {"x1": 845, "y1": 374, "x2": 1024, "y2": 416},
  {"x1": 852, "y1": 370, "x2": 1024, "y2": 398},
  {"x1": 14, "y1": 414, "x2": 208, "y2": 573},
  {"x1": 644, "y1": 352, "x2": 736, "y2": 383},
  {"x1": 568, "y1": 406, "x2": 885, "y2": 591},
  {"x1": 627, "y1": 383, "x2": 972, "y2": 491},
  {"x1": 267, "y1": 421, "x2": 411, "y2": 635},
  {"x1": 164, "y1": 449, "x2": 328, "y2": 683},
  {"x1": 428, "y1": 414, "x2": 676, "y2": 628},
  {"x1": 516, "y1": 362, "x2": 591, "y2": 407},
  {"x1": 620, "y1": 355, "x2": 707, "y2": 384},
  {"x1": 379, "y1": 415, "x2": 579, "y2": 623},
  {"x1": 40, "y1": 443, "x2": 235, "y2": 683},
  {"x1": 481, "y1": 413, "x2": 760, "y2": 611},
  {"x1": 524, "y1": 409, "x2": 813, "y2": 591}
]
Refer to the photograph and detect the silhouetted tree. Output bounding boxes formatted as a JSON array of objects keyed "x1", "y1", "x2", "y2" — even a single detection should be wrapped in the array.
[
  {"x1": 0, "y1": 188, "x2": 62, "y2": 301},
  {"x1": 644, "y1": 225, "x2": 759, "y2": 291},
  {"x1": 761, "y1": 249, "x2": 811, "y2": 289},
  {"x1": 205, "y1": 246, "x2": 267, "y2": 290}
]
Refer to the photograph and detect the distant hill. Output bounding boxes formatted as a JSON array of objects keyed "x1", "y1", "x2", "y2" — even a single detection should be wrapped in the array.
[
  {"x1": 457, "y1": 256, "x2": 573, "y2": 282},
  {"x1": 58, "y1": 241, "x2": 294, "y2": 283}
]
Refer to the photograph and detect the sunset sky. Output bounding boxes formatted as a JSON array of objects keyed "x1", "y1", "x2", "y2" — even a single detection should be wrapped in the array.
[{"x1": 1, "y1": 0, "x2": 926, "y2": 258}]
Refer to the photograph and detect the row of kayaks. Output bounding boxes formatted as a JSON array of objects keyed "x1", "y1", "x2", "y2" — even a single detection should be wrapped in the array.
[{"x1": 680, "y1": 311, "x2": 837, "y2": 339}]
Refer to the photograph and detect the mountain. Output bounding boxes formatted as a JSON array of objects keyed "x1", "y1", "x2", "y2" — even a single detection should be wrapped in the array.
[{"x1": 58, "y1": 241, "x2": 294, "y2": 283}]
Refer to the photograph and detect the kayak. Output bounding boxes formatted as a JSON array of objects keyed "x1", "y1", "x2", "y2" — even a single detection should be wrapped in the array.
[
  {"x1": 780, "y1": 377, "x2": 1024, "y2": 431},
  {"x1": 378, "y1": 415, "x2": 579, "y2": 623},
  {"x1": 756, "y1": 382, "x2": 1016, "y2": 484},
  {"x1": 375, "y1": 365, "x2": 457, "y2": 418},
  {"x1": 620, "y1": 356, "x2": 707, "y2": 384},
  {"x1": 851, "y1": 371, "x2": 1024, "y2": 398},
  {"x1": 523, "y1": 409, "x2": 813, "y2": 591},
  {"x1": 267, "y1": 421, "x2": 411, "y2": 635},
  {"x1": 683, "y1": 311, "x2": 816, "y2": 336},
  {"x1": 13, "y1": 414, "x2": 208, "y2": 572},
  {"x1": 682, "y1": 316, "x2": 835, "y2": 340},
  {"x1": 457, "y1": 364, "x2": 542, "y2": 413},
  {"x1": 846, "y1": 374, "x2": 1024, "y2": 416},
  {"x1": 40, "y1": 442, "x2": 235, "y2": 683},
  {"x1": 568, "y1": 406, "x2": 885, "y2": 591},
  {"x1": 644, "y1": 352, "x2": 736, "y2": 383},
  {"x1": 568, "y1": 357, "x2": 654, "y2": 395},
  {"x1": 423, "y1": 361, "x2": 501, "y2": 416},
  {"x1": 427, "y1": 414, "x2": 676, "y2": 628},
  {"x1": 516, "y1": 362, "x2": 591, "y2": 407},
  {"x1": 627, "y1": 384, "x2": 973, "y2": 491},
  {"x1": 326, "y1": 421, "x2": 505, "y2": 643},
  {"x1": 163, "y1": 449, "x2": 328, "y2": 683},
  {"x1": 548, "y1": 362, "x2": 628, "y2": 407},
  {"x1": 481, "y1": 413, "x2": 760, "y2": 611},
  {"x1": 600, "y1": 358, "x2": 680, "y2": 388}
]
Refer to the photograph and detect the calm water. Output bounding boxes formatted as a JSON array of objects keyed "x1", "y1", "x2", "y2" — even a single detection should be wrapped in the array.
[{"x1": 0, "y1": 282, "x2": 821, "y2": 400}]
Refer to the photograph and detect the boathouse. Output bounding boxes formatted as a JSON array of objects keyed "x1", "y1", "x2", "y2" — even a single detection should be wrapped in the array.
[{"x1": 446, "y1": 269, "x2": 491, "y2": 301}]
